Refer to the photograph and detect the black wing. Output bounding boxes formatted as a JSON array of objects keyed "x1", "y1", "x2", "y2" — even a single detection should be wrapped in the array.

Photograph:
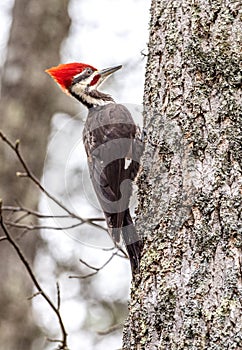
[{"x1": 83, "y1": 103, "x2": 143, "y2": 273}]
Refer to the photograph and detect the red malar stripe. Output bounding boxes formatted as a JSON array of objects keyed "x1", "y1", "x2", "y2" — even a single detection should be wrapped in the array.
[{"x1": 90, "y1": 74, "x2": 101, "y2": 86}]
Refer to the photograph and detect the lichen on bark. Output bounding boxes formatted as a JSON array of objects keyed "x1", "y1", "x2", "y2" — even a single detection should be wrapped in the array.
[{"x1": 123, "y1": 0, "x2": 241, "y2": 349}]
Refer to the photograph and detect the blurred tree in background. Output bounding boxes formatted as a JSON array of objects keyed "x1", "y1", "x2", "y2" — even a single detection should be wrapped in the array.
[{"x1": 0, "y1": 0, "x2": 71, "y2": 348}]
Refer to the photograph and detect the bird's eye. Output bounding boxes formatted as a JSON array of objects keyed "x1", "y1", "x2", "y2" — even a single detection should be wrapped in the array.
[{"x1": 86, "y1": 68, "x2": 93, "y2": 75}]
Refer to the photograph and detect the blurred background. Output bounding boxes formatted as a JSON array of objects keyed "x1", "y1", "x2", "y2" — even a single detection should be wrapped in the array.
[{"x1": 0, "y1": 0, "x2": 149, "y2": 349}]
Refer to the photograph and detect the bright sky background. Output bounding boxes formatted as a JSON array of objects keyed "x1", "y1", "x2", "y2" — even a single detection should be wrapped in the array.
[
  {"x1": 0, "y1": 1, "x2": 150, "y2": 349},
  {"x1": 63, "y1": 0, "x2": 149, "y2": 104}
]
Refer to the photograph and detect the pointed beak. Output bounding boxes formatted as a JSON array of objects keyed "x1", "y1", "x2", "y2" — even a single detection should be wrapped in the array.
[{"x1": 98, "y1": 65, "x2": 122, "y2": 78}]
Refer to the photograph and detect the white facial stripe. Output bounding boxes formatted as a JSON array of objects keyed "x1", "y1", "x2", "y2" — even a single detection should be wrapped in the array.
[
  {"x1": 73, "y1": 74, "x2": 95, "y2": 87},
  {"x1": 73, "y1": 72, "x2": 83, "y2": 79},
  {"x1": 71, "y1": 84, "x2": 113, "y2": 106}
]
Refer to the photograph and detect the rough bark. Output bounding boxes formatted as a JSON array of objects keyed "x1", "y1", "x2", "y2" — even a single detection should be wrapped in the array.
[
  {"x1": 0, "y1": 1, "x2": 71, "y2": 348},
  {"x1": 123, "y1": 0, "x2": 241, "y2": 349}
]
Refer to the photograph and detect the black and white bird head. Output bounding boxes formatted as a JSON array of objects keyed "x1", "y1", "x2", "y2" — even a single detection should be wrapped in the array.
[{"x1": 46, "y1": 62, "x2": 122, "y2": 108}]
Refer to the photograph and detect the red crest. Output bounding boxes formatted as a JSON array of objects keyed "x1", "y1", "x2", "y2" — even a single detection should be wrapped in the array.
[{"x1": 45, "y1": 62, "x2": 97, "y2": 92}]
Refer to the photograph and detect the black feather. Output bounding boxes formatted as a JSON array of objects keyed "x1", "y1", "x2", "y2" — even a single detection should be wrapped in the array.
[{"x1": 83, "y1": 103, "x2": 143, "y2": 275}]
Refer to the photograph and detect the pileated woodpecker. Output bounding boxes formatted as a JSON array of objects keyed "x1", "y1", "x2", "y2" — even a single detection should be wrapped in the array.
[{"x1": 46, "y1": 62, "x2": 143, "y2": 274}]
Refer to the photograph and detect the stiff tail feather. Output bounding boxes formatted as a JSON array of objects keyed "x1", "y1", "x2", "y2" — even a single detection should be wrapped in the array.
[
  {"x1": 122, "y1": 209, "x2": 142, "y2": 275},
  {"x1": 106, "y1": 209, "x2": 142, "y2": 275}
]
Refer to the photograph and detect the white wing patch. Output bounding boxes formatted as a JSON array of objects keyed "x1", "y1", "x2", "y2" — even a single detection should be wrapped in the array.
[{"x1": 124, "y1": 158, "x2": 132, "y2": 169}]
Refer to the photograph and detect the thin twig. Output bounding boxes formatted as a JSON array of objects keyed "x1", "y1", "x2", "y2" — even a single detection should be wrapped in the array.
[
  {"x1": 27, "y1": 291, "x2": 42, "y2": 300},
  {"x1": 69, "y1": 271, "x2": 98, "y2": 279},
  {"x1": 2, "y1": 205, "x2": 105, "y2": 222},
  {"x1": 70, "y1": 251, "x2": 119, "y2": 279},
  {"x1": 97, "y1": 323, "x2": 123, "y2": 335},
  {"x1": 13, "y1": 212, "x2": 29, "y2": 224},
  {"x1": 78, "y1": 258, "x2": 100, "y2": 271},
  {"x1": 56, "y1": 282, "x2": 60, "y2": 311},
  {"x1": 2, "y1": 206, "x2": 72, "y2": 218},
  {"x1": 5, "y1": 220, "x2": 84, "y2": 231},
  {"x1": 0, "y1": 200, "x2": 68, "y2": 349}
]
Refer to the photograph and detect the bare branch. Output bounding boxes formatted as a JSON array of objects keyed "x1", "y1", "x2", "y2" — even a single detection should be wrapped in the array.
[
  {"x1": 69, "y1": 271, "x2": 98, "y2": 279},
  {"x1": 78, "y1": 258, "x2": 100, "y2": 271},
  {"x1": 97, "y1": 323, "x2": 123, "y2": 335},
  {"x1": 56, "y1": 282, "x2": 61, "y2": 311},
  {"x1": 0, "y1": 200, "x2": 68, "y2": 349},
  {"x1": 5, "y1": 220, "x2": 85, "y2": 231},
  {"x1": 27, "y1": 291, "x2": 42, "y2": 300},
  {"x1": 69, "y1": 251, "x2": 119, "y2": 279},
  {"x1": 2, "y1": 205, "x2": 74, "y2": 219},
  {"x1": 13, "y1": 212, "x2": 29, "y2": 224},
  {"x1": 2, "y1": 205, "x2": 106, "y2": 222}
]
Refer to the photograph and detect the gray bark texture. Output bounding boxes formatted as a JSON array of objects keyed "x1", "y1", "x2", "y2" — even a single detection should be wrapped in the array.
[
  {"x1": 123, "y1": 0, "x2": 241, "y2": 349},
  {"x1": 0, "y1": 1, "x2": 71, "y2": 348}
]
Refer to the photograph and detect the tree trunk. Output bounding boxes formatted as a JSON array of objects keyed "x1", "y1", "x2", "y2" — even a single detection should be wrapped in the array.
[
  {"x1": 0, "y1": 0, "x2": 72, "y2": 207},
  {"x1": 123, "y1": 0, "x2": 241, "y2": 349},
  {"x1": 0, "y1": 1, "x2": 71, "y2": 348}
]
